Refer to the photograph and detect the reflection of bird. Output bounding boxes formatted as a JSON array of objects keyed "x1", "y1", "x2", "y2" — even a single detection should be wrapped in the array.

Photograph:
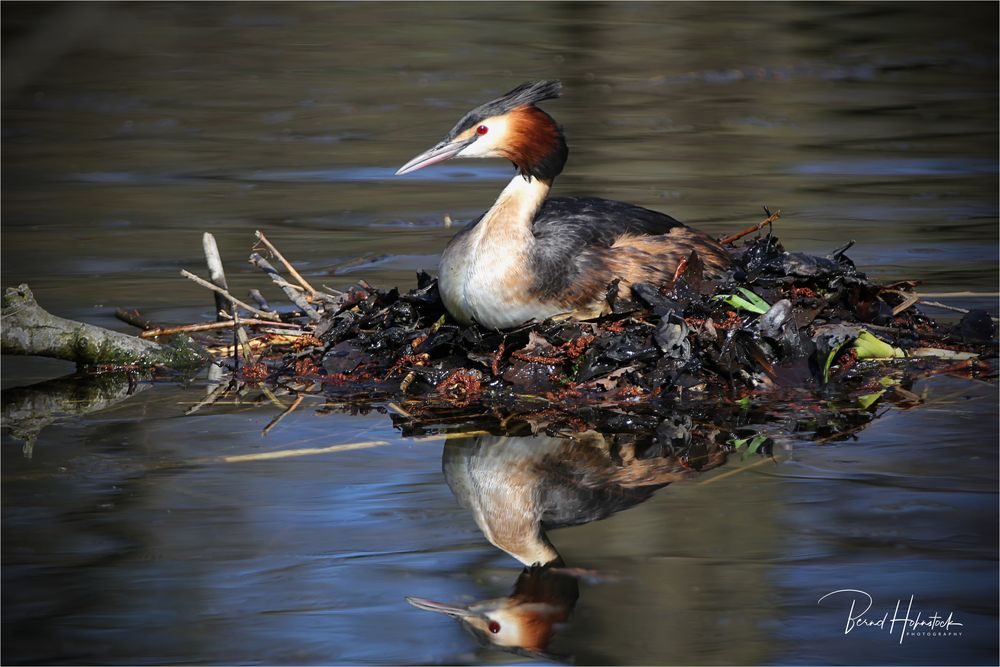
[
  {"x1": 407, "y1": 565, "x2": 578, "y2": 660},
  {"x1": 439, "y1": 432, "x2": 713, "y2": 567},
  {"x1": 406, "y1": 430, "x2": 725, "y2": 657},
  {"x1": 396, "y1": 80, "x2": 731, "y2": 329}
]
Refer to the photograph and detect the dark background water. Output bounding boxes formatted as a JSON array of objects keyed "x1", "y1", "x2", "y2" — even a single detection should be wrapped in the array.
[{"x1": 2, "y1": 2, "x2": 998, "y2": 665}]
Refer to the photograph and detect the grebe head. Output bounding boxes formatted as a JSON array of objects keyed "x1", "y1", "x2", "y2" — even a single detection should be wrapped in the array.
[
  {"x1": 406, "y1": 565, "x2": 577, "y2": 658},
  {"x1": 395, "y1": 80, "x2": 569, "y2": 181}
]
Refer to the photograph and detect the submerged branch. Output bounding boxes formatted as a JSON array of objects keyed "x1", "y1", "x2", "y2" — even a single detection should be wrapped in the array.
[{"x1": 1, "y1": 284, "x2": 207, "y2": 369}]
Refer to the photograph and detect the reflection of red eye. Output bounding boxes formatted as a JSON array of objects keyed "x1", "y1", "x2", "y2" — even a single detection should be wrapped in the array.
[
  {"x1": 476, "y1": 125, "x2": 489, "y2": 135},
  {"x1": 488, "y1": 621, "x2": 501, "y2": 634}
]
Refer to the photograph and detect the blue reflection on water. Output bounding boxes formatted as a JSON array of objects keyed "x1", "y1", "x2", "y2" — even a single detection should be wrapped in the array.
[
  {"x1": 66, "y1": 165, "x2": 512, "y2": 186},
  {"x1": 791, "y1": 158, "x2": 998, "y2": 177}
]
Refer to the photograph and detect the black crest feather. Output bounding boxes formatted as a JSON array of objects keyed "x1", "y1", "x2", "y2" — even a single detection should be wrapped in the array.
[{"x1": 446, "y1": 80, "x2": 563, "y2": 140}]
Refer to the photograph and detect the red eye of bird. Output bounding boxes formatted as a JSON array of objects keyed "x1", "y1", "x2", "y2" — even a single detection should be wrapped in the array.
[
  {"x1": 488, "y1": 621, "x2": 501, "y2": 634},
  {"x1": 476, "y1": 125, "x2": 489, "y2": 136}
]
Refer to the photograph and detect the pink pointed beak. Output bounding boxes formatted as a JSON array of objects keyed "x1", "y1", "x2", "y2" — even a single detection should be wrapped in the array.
[{"x1": 395, "y1": 136, "x2": 476, "y2": 175}]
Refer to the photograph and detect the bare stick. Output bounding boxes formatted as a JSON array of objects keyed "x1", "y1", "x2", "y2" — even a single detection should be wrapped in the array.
[
  {"x1": 249, "y1": 253, "x2": 322, "y2": 321},
  {"x1": 233, "y1": 309, "x2": 253, "y2": 365},
  {"x1": 891, "y1": 292, "x2": 919, "y2": 316},
  {"x1": 719, "y1": 210, "x2": 781, "y2": 245},
  {"x1": 698, "y1": 457, "x2": 773, "y2": 484},
  {"x1": 385, "y1": 402, "x2": 413, "y2": 418},
  {"x1": 918, "y1": 300, "x2": 971, "y2": 315},
  {"x1": 248, "y1": 288, "x2": 274, "y2": 312},
  {"x1": 262, "y1": 394, "x2": 305, "y2": 435},
  {"x1": 203, "y1": 233, "x2": 231, "y2": 321},
  {"x1": 184, "y1": 378, "x2": 233, "y2": 416},
  {"x1": 919, "y1": 291, "x2": 1000, "y2": 298},
  {"x1": 180, "y1": 269, "x2": 280, "y2": 321},
  {"x1": 916, "y1": 300, "x2": 999, "y2": 324},
  {"x1": 115, "y1": 308, "x2": 155, "y2": 331},
  {"x1": 255, "y1": 230, "x2": 317, "y2": 297},
  {"x1": 140, "y1": 319, "x2": 301, "y2": 338},
  {"x1": 212, "y1": 439, "x2": 389, "y2": 464}
]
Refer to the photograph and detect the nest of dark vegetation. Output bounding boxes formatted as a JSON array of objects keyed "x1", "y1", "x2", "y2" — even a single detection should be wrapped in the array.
[{"x1": 146, "y1": 217, "x2": 998, "y2": 446}]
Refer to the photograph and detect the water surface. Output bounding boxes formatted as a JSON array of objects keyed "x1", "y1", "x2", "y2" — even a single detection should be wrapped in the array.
[{"x1": 2, "y1": 3, "x2": 997, "y2": 665}]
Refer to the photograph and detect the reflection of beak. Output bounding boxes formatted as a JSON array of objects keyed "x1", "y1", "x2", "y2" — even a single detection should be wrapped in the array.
[
  {"x1": 405, "y1": 596, "x2": 483, "y2": 620},
  {"x1": 395, "y1": 136, "x2": 477, "y2": 175}
]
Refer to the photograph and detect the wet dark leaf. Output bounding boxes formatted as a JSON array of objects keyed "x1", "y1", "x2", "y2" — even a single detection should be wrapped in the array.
[
  {"x1": 782, "y1": 252, "x2": 844, "y2": 279},
  {"x1": 654, "y1": 319, "x2": 691, "y2": 361},
  {"x1": 960, "y1": 309, "x2": 997, "y2": 343},
  {"x1": 759, "y1": 298, "x2": 793, "y2": 338}
]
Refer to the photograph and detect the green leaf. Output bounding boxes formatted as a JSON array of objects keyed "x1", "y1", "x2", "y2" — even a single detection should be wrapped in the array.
[
  {"x1": 853, "y1": 330, "x2": 906, "y2": 360},
  {"x1": 857, "y1": 390, "x2": 886, "y2": 409},
  {"x1": 730, "y1": 433, "x2": 768, "y2": 454},
  {"x1": 737, "y1": 287, "x2": 771, "y2": 313},
  {"x1": 713, "y1": 288, "x2": 770, "y2": 315},
  {"x1": 735, "y1": 396, "x2": 751, "y2": 410},
  {"x1": 822, "y1": 338, "x2": 850, "y2": 384},
  {"x1": 745, "y1": 434, "x2": 768, "y2": 454}
]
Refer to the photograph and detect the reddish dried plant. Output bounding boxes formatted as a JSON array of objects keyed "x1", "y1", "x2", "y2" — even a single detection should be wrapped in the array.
[
  {"x1": 385, "y1": 353, "x2": 430, "y2": 379},
  {"x1": 292, "y1": 335, "x2": 323, "y2": 350},
  {"x1": 292, "y1": 357, "x2": 320, "y2": 377},
  {"x1": 436, "y1": 369, "x2": 484, "y2": 406},
  {"x1": 237, "y1": 362, "x2": 269, "y2": 383},
  {"x1": 561, "y1": 335, "x2": 595, "y2": 359}
]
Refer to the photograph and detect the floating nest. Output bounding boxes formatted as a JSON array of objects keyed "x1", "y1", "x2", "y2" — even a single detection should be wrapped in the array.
[
  {"x1": 156, "y1": 221, "x2": 997, "y2": 446},
  {"x1": 3, "y1": 214, "x2": 997, "y2": 456}
]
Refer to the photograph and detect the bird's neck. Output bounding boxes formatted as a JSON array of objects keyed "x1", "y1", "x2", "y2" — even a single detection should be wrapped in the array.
[
  {"x1": 482, "y1": 518, "x2": 562, "y2": 568},
  {"x1": 477, "y1": 174, "x2": 551, "y2": 241}
]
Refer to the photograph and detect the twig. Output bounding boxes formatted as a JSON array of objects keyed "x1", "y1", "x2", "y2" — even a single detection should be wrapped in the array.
[
  {"x1": 249, "y1": 253, "x2": 323, "y2": 321},
  {"x1": 262, "y1": 394, "x2": 305, "y2": 435},
  {"x1": 891, "y1": 292, "x2": 920, "y2": 316},
  {"x1": 248, "y1": 288, "x2": 274, "y2": 312},
  {"x1": 254, "y1": 230, "x2": 317, "y2": 297},
  {"x1": 206, "y1": 337, "x2": 282, "y2": 356},
  {"x1": 719, "y1": 209, "x2": 781, "y2": 245},
  {"x1": 698, "y1": 457, "x2": 773, "y2": 484},
  {"x1": 386, "y1": 402, "x2": 412, "y2": 418},
  {"x1": 400, "y1": 371, "x2": 417, "y2": 393},
  {"x1": 918, "y1": 300, "x2": 975, "y2": 316},
  {"x1": 184, "y1": 378, "x2": 233, "y2": 416},
  {"x1": 919, "y1": 291, "x2": 1000, "y2": 298},
  {"x1": 233, "y1": 309, "x2": 253, "y2": 365},
  {"x1": 216, "y1": 439, "x2": 389, "y2": 464},
  {"x1": 140, "y1": 319, "x2": 300, "y2": 338},
  {"x1": 916, "y1": 300, "x2": 998, "y2": 323},
  {"x1": 410, "y1": 430, "x2": 492, "y2": 442},
  {"x1": 115, "y1": 308, "x2": 155, "y2": 331},
  {"x1": 180, "y1": 269, "x2": 280, "y2": 321},
  {"x1": 203, "y1": 232, "x2": 232, "y2": 321},
  {"x1": 258, "y1": 385, "x2": 286, "y2": 409}
]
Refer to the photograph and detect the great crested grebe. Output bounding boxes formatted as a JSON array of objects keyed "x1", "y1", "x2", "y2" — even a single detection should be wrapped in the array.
[{"x1": 396, "y1": 80, "x2": 732, "y2": 330}]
